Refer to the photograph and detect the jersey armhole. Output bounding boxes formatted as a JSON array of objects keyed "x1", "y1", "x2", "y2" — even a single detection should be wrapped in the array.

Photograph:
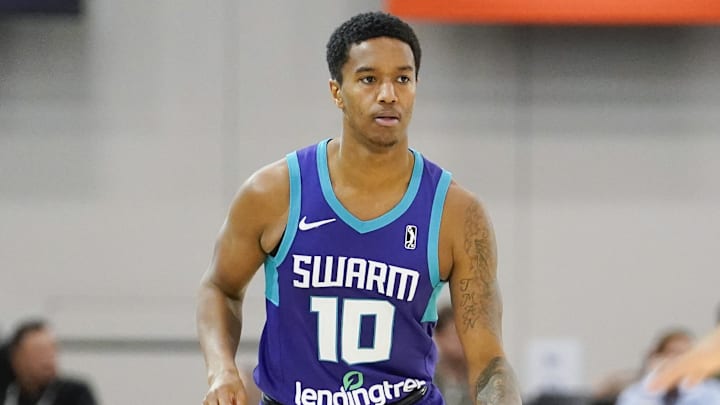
[
  {"x1": 422, "y1": 170, "x2": 452, "y2": 322},
  {"x1": 263, "y1": 151, "x2": 301, "y2": 306}
]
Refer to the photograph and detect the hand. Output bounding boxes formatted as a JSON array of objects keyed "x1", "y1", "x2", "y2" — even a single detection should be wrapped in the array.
[
  {"x1": 648, "y1": 335, "x2": 720, "y2": 392},
  {"x1": 203, "y1": 369, "x2": 248, "y2": 405}
]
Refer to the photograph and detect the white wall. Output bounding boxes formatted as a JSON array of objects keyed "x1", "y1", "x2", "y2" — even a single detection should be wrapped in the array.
[{"x1": 1, "y1": 1, "x2": 720, "y2": 403}]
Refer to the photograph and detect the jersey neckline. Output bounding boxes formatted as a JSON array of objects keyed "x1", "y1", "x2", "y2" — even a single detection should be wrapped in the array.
[{"x1": 316, "y1": 138, "x2": 424, "y2": 234}]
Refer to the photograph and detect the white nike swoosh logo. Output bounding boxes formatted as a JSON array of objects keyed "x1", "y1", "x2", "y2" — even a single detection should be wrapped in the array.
[{"x1": 298, "y1": 216, "x2": 336, "y2": 231}]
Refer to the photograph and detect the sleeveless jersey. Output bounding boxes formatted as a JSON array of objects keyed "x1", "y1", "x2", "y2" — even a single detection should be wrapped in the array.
[{"x1": 254, "y1": 139, "x2": 452, "y2": 405}]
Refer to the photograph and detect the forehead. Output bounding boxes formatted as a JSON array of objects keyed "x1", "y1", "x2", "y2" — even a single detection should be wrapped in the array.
[{"x1": 343, "y1": 37, "x2": 414, "y2": 72}]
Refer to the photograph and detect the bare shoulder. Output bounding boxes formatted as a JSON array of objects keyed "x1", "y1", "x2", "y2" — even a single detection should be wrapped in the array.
[
  {"x1": 437, "y1": 180, "x2": 496, "y2": 280},
  {"x1": 443, "y1": 181, "x2": 488, "y2": 221},
  {"x1": 229, "y1": 158, "x2": 290, "y2": 226},
  {"x1": 442, "y1": 181, "x2": 495, "y2": 252},
  {"x1": 238, "y1": 158, "x2": 289, "y2": 205},
  {"x1": 206, "y1": 158, "x2": 291, "y2": 296},
  {"x1": 221, "y1": 157, "x2": 291, "y2": 259}
]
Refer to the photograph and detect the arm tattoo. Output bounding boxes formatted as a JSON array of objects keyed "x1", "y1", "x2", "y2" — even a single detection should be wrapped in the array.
[
  {"x1": 461, "y1": 201, "x2": 500, "y2": 336},
  {"x1": 475, "y1": 357, "x2": 522, "y2": 405}
]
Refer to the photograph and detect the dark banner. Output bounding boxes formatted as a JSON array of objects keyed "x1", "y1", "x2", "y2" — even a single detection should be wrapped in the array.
[{"x1": 0, "y1": 0, "x2": 81, "y2": 14}]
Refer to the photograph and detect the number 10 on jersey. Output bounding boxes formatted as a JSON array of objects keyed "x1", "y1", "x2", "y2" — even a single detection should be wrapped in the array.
[{"x1": 310, "y1": 297, "x2": 395, "y2": 364}]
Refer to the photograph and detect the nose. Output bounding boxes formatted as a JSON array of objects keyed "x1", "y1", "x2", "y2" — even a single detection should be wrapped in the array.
[{"x1": 377, "y1": 81, "x2": 397, "y2": 104}]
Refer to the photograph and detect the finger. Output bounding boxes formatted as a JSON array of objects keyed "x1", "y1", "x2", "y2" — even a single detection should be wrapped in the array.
[
  {"x1": 649, "y1": 376, "x2": 676, "y2": 392},
  {"x1": 216, "y1": 389, "x2": 234, "y2": 405},
  {"x1": 682, "y1": 372, "x2": 706, "y2": 389},
  {"x1": 203, "y1": 392, "x2": 217, "y2": 405},
  {"x1": 647, "y1": 366, "x2": 680, "y2": 392},
  {"x1": 234, "y1": 391, "x2": 246, "y2": 405}
]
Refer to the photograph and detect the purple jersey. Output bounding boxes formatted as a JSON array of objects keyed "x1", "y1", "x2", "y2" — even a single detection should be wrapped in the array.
[{"x1": 255, "y1": 140, "x2": 452, "y2": 405}]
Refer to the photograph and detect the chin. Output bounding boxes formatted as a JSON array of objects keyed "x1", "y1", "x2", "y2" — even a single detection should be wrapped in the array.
[
  {"x1": 371, "y1": 138, "x2": 398, "y2": 148},
  {"x1": 367, "y1": 131, "x2": 404, "y2": 148}
]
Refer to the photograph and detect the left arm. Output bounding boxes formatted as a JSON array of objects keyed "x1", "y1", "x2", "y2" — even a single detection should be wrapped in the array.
[{"x1": 443, "y1": 184, "x2": 522, "y2": 405}]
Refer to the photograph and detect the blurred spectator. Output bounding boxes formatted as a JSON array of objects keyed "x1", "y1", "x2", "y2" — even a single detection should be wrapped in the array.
[
  {"x1": 642, "y1": 329, "x2": 694, "y2": 373},
  {"x1": 592, "y1": 367, "x2": 638, "y2": 405},
  {"x1": 1, "y1": 340, "x2": 14, "y2": 399},
  {"x1": 433, "y1": 305, "x2": 471, "y2": 405},
  {"x1": 0, "y1": 319, "x2": 97, "y2": 405},
  {"x1": 616, "y1": 328, "x2": 720, "y2": 404},
  {"x1": 649, "y1": 325, "x2": 720, "y2": 392},
  {"x1": 595, "y1": 329, "x2": 696, "y2": 404}
]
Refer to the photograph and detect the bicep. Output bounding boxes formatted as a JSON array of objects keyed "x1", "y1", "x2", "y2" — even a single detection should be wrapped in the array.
[
  {"x1": 205, "y1": 219, "x2": 266, "y2": 300},
  {"x1": 203, "y1": 185, "x2": 276, "y2": 300}
]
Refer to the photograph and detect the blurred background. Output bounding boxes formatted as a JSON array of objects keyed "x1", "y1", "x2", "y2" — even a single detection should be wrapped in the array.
[{"x1": 1, "y1": 0, "x2": 719, "y2": 403}]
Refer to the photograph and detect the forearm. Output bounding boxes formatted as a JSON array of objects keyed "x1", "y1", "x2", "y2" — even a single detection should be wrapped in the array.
[
  {"x1": 453, "y1": 198, "x2": 522, "y2": 404},
  {"x1": 197, "y1": 280, "x2": 243, "y2": 382},
  {"x1": 473, "y1": 357, "x2": 523, "y2": 405}
]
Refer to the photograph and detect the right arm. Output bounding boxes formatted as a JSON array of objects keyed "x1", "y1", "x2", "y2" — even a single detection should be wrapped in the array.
[{"x1": 197, "y1": 160, "x2": 289, "y2": 405}]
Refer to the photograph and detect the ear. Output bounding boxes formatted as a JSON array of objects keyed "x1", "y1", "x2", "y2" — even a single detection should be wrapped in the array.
[{"x1": 329, "y1": 79, "x2": 344, "y2": 109}]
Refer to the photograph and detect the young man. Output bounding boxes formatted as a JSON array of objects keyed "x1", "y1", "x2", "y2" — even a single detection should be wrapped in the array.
[{"x1": 197, "y1": 12, "x2": 521, "y2": 405}]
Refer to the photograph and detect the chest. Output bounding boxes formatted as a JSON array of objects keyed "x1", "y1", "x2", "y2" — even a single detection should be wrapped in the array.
[{"x1": 331, "y1": 182, "x2": 408, "y2": 222}]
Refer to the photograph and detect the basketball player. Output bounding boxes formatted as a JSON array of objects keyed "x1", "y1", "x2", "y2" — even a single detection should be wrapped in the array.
[
  {"x1": 197, "y1": 12, "x2": 521, "y2": 405},
  {"x1": 649, "y1": 326, "x2": 720, "y2": 391}
]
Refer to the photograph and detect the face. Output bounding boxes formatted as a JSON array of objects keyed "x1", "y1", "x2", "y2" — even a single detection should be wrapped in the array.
[
  {"x1": 12, "y1": 328, "x2": 58, "y2": 389},
  {"x1": 330, "y1": 37, "x2": 416, "y2": 149}
]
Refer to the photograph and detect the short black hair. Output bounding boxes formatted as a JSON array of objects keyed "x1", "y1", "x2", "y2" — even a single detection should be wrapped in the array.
[
  {"x1": 8, "y1": 319, "x2": 48, "y2": 354},
  {"x1": 326, "y1": 12, "x2": 421, "y2": 84}
]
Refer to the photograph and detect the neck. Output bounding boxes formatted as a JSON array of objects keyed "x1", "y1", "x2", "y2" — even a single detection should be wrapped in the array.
[{"x1": 330, "y1": 135, "x2": 412, "y2": 188}]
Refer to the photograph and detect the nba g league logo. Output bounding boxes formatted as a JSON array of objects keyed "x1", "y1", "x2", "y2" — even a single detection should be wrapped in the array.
[{"x1": 404, "y1": 225, "x2": 417, "y2": 250}]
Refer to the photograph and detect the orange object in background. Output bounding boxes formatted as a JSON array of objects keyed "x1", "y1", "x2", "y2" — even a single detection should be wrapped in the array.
[{"x1": 385, "y1": 0, "x2": 720, "y2": 25}]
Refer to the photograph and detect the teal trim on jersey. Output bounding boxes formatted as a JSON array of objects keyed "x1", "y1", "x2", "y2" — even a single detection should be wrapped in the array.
[
  {"x1": 263, "y1": 258, "x2": 280, "y2": 306},
  {"x1": 316, "y1": 139, "x2": 424, "y2": 234},
  {"x1": 421, "y1": 282, "x2": 447, "y2": 322},
  {"x1": 264, "y1": 152, "x2": 302, "y2": 306},
  {"x1": 422, "y1": 169, "x2": 452, "y2": 322},
  {"x1": 428, "y1": 170, "x2": 452, "y2": 287}
]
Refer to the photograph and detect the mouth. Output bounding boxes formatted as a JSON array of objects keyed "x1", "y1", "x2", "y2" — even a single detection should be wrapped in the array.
[{"x1": 373, "y1": 112, "x2": 401, "y2": 127}]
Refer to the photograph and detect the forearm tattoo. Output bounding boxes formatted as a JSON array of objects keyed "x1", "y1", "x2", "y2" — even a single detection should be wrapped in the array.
[
  {"x1": 461, "y1": 201, "x2": 500, "y2": 337},
  {"x1": 475, "y1": 357, "x2": 522, "y2": 405}
]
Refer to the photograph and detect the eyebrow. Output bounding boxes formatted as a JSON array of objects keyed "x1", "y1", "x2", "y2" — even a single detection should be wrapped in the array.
[{"x1": 354, "y1": 65, "x2": 415, "y2": 74}]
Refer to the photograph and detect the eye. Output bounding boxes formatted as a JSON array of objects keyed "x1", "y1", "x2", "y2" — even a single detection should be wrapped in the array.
[
  {"x1": 397, "y1": 75, "x2": 411, "y2": 84},
  {"x1": 360, "y1": 76, "x2": 376, "y2": 84}
]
